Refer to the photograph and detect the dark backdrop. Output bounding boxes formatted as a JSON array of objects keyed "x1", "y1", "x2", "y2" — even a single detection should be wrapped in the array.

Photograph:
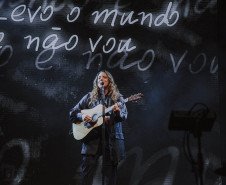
[{"x1": 0, "y1": 0, "x2": 223, "y2": 185}]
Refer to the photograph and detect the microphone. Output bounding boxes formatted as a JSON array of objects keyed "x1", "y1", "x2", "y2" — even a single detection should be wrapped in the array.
[{"x1": 99, "y1": 81, "x2": 105, "y2": 95}]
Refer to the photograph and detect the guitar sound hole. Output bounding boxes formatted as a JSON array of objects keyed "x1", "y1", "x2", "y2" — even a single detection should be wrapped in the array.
[{"x1": 92, "y1": 114, "x2": 98, "y2": 122}]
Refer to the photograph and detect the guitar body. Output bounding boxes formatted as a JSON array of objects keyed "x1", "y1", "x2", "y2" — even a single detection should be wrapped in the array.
[{"x1": 72, "y1": 104, "x2": 104, "y2": 141}]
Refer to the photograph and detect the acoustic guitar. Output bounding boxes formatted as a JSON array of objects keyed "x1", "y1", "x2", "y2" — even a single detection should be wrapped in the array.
[{"x1": 72, "y1": 93, "x2": 143, "y2": 141}]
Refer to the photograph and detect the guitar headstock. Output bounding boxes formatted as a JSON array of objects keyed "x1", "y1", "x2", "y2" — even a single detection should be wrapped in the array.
[{"x1": 126, "y1": 93, "x2": 144, "y2": 102}]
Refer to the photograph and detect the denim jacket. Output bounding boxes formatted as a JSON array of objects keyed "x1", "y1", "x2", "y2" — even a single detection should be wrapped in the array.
[{"x1": 69, "y1": 92, "x2": 128, "y2": 162}]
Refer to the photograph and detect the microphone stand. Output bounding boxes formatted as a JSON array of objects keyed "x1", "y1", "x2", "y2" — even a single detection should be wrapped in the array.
[
  {"x1": 100, "y1": 85, "x2": 105, "y2": 185},
  {"x1": 194, "y1": 121, "x2": 204, "y2": 185}
]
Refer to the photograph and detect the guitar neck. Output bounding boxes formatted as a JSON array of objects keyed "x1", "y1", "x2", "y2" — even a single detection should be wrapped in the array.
[
  {"x1": 98, "y1": 93, "x2": 143, "y2": 116},
  {"x1": 105, "y1": 98, "x2": 128, "y2": 114},
  {"x1": 105, "y1": 104, "x2": 116, "y2": 114}
]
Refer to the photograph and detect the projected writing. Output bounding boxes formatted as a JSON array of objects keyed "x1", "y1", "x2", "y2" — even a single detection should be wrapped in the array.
[
  {"x1": 24, "y1": 34, "x2": 79, "y2": 51},
  {"x1": 0, "y1": 32, "x2": 13, "y2": 68},
  {"x1": 89, "y1": 36, "x2": 136, "y2": 53},
  {"x1": 0, "y1": 139, "x2": 30, "y2": 185},
  {"x1": 0, "y1": 2, "x2": 180, "y2": 67},
  {"x1": 0, "y1": 32, "x2": 4, "y2": 49},
  {"x1": 11, "y1": 4, "x2": 53, "y2": 23},
  {"x1": 173, "y1": 0, "x2": 216, "y2": 18},
  {"x1": 82, "y1": 146, "x2": 221, "y2": 185},
  {"x1": 91, "y1": 2, "x2": 179, "y2": 27},
  {"x1": 83, "y1": 49, "x2": 217, "y2": 73},
  {"x1": 0, "y1": 0, "x2": 217, "y2": 74},
  {"x1": 0, "y1": 45, "x2": 13, "y2": 67}
]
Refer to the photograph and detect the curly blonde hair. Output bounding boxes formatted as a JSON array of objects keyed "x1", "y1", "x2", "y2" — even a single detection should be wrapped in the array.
[{"x1": 89, "y1": 70, "x2": 120, "y2": 105}]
